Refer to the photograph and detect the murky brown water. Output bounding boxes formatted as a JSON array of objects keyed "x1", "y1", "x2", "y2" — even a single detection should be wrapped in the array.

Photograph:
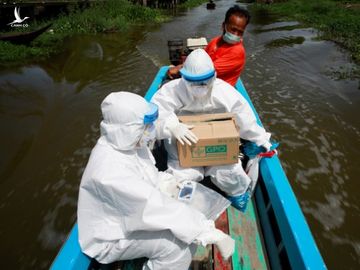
[{"x1": 0, "y1": 1, "x2": 359, "y2": 269}]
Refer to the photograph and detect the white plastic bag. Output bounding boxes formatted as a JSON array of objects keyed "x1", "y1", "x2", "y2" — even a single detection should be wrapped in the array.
[
  {"x1": 177, "y1": 181, "x2": 231, "y2": 220},
  {"x1": 245, "y1": 156, "x2": 261, "y2": 194}
]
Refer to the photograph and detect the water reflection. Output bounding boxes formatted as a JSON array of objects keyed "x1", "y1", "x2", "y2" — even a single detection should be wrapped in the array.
[{"x1": 244, "y1": 7, "x2": 360, "y2": 268}]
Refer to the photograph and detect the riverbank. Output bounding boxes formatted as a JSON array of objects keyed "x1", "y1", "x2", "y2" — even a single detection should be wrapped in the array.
[
  {"x1": 252, "y1": 0, "x2": 360, "y2": 64},
  {"x1": 0, "y1": 0, "x2": 167, "y2": 65}
]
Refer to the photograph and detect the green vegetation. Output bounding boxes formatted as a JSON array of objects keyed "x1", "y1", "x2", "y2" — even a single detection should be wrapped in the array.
[
  {"x1": 0, "y1": 0, "x2": 167, "y2": 65},
  {"x1": 179, "y1": 0, "x2": 209, "y2": 8},
  {"x1": 0, "y1": 42, "x2": 47, "y2": 62},
  {"x1": 252, "y1": 0, "x2": 360, "y2": 63}
]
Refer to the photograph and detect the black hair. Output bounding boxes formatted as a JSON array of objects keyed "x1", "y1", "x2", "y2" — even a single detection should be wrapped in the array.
[{"x1": 224, "y1": 5, "x2": 251, "y2": 25}]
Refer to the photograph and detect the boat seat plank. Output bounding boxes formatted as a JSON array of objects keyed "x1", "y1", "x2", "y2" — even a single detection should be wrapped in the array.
[{"x1": 228, "y1": 202, "x2": 268, "y2": 270}]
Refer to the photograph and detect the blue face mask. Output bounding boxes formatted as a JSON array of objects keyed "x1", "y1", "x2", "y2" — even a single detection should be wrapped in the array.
[{"x1": 223, "y1": 27, "x2": 242, "y2": 44}]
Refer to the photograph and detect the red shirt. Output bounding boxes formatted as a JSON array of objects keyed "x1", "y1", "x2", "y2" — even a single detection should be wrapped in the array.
[{"x1": 205, "y1": 36, "x2": 246, "y2": 86}]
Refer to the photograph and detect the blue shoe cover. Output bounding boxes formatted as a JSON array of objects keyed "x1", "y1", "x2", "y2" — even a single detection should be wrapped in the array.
[{"x1": 228, "y1": 191, "x2": 251, "y2": 212}]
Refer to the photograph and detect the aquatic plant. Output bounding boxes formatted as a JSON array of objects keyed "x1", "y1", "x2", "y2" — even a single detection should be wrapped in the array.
[{"x1": 252, "y1": 0, "x2": 360, "y2": 63}]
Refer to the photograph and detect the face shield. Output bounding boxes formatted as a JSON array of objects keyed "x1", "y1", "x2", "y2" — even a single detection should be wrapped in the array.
[
  {"x1": 100, "y1": 92, "x2": 160, "y2": 151},
  {"x1": 180, "y1": 68, "x2": 215, "y2": 98},
  {"x1": 138, "y1": 102, "x2": 159, "y2": 149}
]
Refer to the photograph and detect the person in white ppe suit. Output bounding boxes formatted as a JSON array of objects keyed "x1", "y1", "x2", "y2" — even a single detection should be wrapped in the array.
[
  {"x1": 151, "y1": 49, "x2": 272, "y2": 212},
  {"x1": 77, "y1": 91, "x2": 235, "y2": 270}
]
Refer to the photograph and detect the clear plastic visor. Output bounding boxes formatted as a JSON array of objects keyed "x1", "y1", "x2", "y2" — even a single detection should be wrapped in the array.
[{"x1": 184, "y1": 76, "x2": 215, "y2": 89}]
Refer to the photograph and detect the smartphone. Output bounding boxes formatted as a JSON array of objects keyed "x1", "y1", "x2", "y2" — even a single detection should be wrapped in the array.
[{"x1": 178, "y1": 181, "x2": 196, "y2": 201}]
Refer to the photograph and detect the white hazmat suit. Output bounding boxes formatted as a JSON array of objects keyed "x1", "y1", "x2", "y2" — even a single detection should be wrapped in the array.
[
  {"x1": 78, "y1": 92, "x2": 234, "y2": 269},
  {"x1": 151, "y1": 49, "x2": 271, "y2": 209}
]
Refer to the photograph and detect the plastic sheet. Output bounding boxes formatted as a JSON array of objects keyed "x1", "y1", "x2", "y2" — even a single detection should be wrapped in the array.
[{"x1": 177, "y1": 181, "x2": 231, "y2": 220}]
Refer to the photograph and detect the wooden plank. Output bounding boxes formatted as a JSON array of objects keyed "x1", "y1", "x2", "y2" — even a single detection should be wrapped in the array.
[
  {"x1": 213, "y1": 211, "x2": 232, "y2": 270},
  {"x1": 228, "y1": 201, "x2": 268, "y2": 270}
]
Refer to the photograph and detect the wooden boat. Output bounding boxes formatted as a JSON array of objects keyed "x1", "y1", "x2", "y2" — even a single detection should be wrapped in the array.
[
  {"x1": 50, "y1": 66, "x2": 327, "y2": 270},
  {"x1": 0, "y1": 23, "x2": 52, "y2": 45}
]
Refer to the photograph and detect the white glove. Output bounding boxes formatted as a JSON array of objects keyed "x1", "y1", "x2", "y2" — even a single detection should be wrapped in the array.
[
  {"x1": 169, "y1": 123, "x2": 198, "y2": 146},
  {"x1": 195, "y1": 224, "x2": 235, "y2": 260},
  {"x1": 261, "y1": 141, "x2": 272, "y2": 152},
  {"x1": 216, "y1": 234, "x2": 235, "y2": 260},
  {"x1": 157, "y1": 173, "x2": 181, "y2": 198}
]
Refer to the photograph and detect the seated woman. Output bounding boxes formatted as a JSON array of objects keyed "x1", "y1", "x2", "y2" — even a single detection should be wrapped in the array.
[
  {"x1": 77, "y1": 91, "x2": 235, "y2": 269},
  {"x1": 151, "y1": 49, "x2": 272, "y2": 212}
]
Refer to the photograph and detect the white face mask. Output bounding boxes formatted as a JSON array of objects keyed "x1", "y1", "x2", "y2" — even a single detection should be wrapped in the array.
[
  {"x1": 192, "y1": 86, "x2": 209, "y2": 98},
  {"x1": 138, "y1": 123, "x2": 156, "y2": 149},
  {"x1": 223, "y1": 26, "x2": 242, "y2": 44},
  {"x1": 184, "y1": 77, "x2": 215, "y2": 99}
]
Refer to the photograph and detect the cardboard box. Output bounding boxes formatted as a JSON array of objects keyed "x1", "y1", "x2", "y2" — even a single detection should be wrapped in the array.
[{"x1": 177, "y1": 113, "x2": 240, "y2": 167}]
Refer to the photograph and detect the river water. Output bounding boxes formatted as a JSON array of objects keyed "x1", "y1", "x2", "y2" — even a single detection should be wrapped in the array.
[{"x1": 0, "y1": 1, "x2": 359, "y2": 269}]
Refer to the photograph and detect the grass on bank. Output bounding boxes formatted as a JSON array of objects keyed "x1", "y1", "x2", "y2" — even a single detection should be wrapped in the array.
[
  {"x1": 0, "y1": 0, "x2": 167, "y2": 65},
  {"x1": 252, "y1": 0, "x2": 360, "y2": 63},
  {"x1": 179, "y1": 0, "x2": 209, "y2": 8}
]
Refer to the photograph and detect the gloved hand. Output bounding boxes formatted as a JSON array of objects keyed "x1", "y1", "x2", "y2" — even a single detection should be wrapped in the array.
[
  {"x1": 195, "y1": 225, "x2": 235, "y2": 260},
  {"x1": 158, "y1": 173, "x2": 182, "y2": 198},
  {"x1": 216, "y1": 234, "x2": 236, "y2": 260},
  {"x1": 169, "y1": 123, "x2": 198, "y2": 146},
  {"x1": 261, "y1": 141, "x2": 272, "y2": 152}
]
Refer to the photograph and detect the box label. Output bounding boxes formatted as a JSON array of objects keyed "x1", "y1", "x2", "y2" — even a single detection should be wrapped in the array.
[
  {"x1": 177, "y1": 113, "x2": 239, "y2": 167},
  {"x1": 191, "y1": 144, "x2": 227, "y2": 158}
]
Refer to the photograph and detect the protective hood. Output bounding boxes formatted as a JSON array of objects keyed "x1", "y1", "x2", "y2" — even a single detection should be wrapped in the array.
[
  {"x1": 99, "y1": 92, "x2": 151, "y2": 151},
  {"x1": 180, "y1": 49, "x2": 216, "y2": 99},
  {"x1": 180, "y1": 49, "x2": 215, "y2": 81}
]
